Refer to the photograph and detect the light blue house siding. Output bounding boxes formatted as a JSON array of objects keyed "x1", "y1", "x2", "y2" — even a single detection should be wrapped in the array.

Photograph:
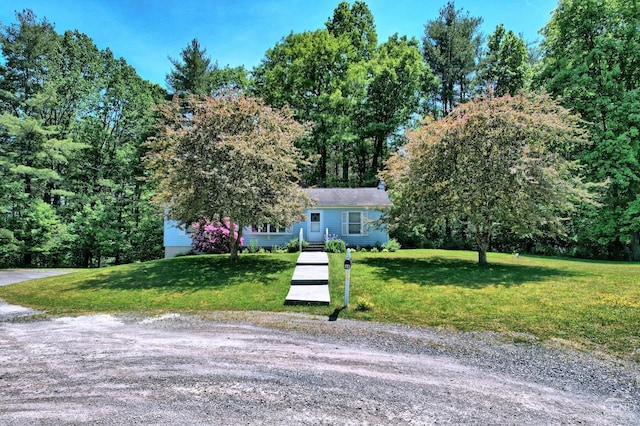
[
  {"x1": 164, "y1": 219, "x2": 193, "y2": 258},
  {"x1": 163, "y1": 187, "x2": 392, "y2": 258},
  {"x1": 243, "y1": 207, "x2": 389, "y2": 249}
]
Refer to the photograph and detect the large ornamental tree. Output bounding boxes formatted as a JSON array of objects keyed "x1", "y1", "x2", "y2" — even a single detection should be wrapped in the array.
[
  {"x1": 146, "y1": 91, "x2": 310, "y2": 262},
  {"x1": 384, "y1": 91, "x2": 594, "y2": 265}
]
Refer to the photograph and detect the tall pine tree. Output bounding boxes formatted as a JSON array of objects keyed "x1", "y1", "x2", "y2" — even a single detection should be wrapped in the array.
[{"x1": 422, "y1": 1, "x2": 483, "y2": 116}]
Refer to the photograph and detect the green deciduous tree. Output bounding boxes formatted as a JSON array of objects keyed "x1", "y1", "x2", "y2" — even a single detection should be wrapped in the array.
[
  {"x1": 68, "y1": 50, "x2": 165, "y2": 266},
  {"x1": 326, "y1": 0, "x2": 377, "y2": 62},
  {"x1": 146, "y1": 92, "x2": 310, "y2": 262},
  {"x1": 254, "y1": 2, "x2": 427, "y2": 187},
  {"x1": 476, "y1": 24, "x2": 528, "y2": 96},
  {"x1": 361, "y1": 34, "x2": 432, "y2": 183},
  {"x1": 253, "y1": 28, "x2": 361, "y2": 186},
  {"x1": 384, "y1": 92, "x2": 593, "y2": 265},
  {"x1": 422, "y1": 1, "x2": 483, "y2": 116},
  {"x1": 538, "y1": 0, "x2": 640, "y2": 259}
]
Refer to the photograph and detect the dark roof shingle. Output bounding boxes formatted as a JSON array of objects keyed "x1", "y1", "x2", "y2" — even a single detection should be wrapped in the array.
[{"x1": 304, "y1": 188, "x2": 392, "y2": 208}]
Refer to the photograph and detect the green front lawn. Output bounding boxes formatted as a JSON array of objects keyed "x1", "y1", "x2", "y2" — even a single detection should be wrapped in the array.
[{"x1": 1, "y1": 249, "x2": 638, "y2": 360}]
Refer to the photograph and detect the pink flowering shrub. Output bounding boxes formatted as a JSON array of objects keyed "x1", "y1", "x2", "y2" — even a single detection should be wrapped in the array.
[{"x1": 191, "y1": 218, "x2": 243, "y2": 254}]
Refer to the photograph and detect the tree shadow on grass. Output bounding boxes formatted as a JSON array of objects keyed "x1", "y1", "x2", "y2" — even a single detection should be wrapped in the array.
[
  {"x1": 76, "y1": 255, "x2": 294, "y2": 294},
  {"x1": 358, "y1": 256, "x2": 580, "y2": 289}
]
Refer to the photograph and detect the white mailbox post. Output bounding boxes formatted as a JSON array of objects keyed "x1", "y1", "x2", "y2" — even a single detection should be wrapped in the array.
[{"x1": 343, "y1": 248, "x2": 351, "y2": 307}]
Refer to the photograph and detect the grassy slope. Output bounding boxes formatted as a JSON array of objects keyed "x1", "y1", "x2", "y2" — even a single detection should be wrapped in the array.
[{"x1": 1, "y1": 249, "x2": 638, "y2": 360}]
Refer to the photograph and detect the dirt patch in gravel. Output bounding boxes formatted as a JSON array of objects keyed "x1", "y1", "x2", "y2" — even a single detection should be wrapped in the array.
[{"x1": 1, "y1": 308, "x2": 638, "y2": 425}]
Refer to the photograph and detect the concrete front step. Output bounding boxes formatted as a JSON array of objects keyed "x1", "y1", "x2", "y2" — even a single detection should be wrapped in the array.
[
  {"x1": 303, "y1": 243, "x2": 325, "y2": 252},
  {"x1": 291, "y1": 265, "x2": 328, "y2": 285},
  {"x1": 284, "y1": 285, "x2": 330, "y2": 305},
  {"x1": 296, "y1": 252, "x2": 329, "y2": 266}
]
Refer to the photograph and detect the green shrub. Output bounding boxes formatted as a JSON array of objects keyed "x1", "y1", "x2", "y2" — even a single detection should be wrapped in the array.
[
  {"x1": 325, "y1": 239, "x2": 346, "y2": 253},
  {"x1": 382, "y1": 238, "x2": 401, "y2": 252},
  {"x1": 247, "y1": 239, "x2": 260, "y2": 254},
  {"x1": 285, "y1": 238, "x2": 308, "y2": 253},
  {"x1": 272, "y1": 245, "x2": 287, "y2": 254}
]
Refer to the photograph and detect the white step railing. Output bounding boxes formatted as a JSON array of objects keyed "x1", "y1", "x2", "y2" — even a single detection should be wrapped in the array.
[{"x1": 299, "y1": 228, "x2": 303, "y2": 252}]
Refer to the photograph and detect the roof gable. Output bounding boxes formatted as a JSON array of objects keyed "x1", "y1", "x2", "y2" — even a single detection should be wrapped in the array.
[{"x1": 304, "y1": 188, "x2": 392, "y2": 208}]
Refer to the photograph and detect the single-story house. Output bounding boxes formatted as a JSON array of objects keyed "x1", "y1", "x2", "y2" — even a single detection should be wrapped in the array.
[{"x1": 163, "y1": 186, "x2": 393, "y2": 258}]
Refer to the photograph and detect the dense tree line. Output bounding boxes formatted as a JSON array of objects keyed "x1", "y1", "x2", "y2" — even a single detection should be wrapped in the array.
[
  {"x1": 1, "y1": 0, "x2": 639, "y2": 266},
  {"x1": 252, "y1": 1, "x2": 432, "y2": 187},
  {"x1": 0, "y1": 10, "x2": 165, "y2": 267},
  {"x1": 538, "y1": 0, "x2": 640, "y2": 259}
]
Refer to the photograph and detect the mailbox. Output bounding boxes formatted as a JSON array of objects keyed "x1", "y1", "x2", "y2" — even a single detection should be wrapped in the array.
[{"x1": 344, "y1": 259, "x2": 351, "y2": 270}]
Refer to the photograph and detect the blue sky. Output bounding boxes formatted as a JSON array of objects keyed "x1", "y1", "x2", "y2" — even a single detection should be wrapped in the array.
[{"x1": 1, "y1": 0, "x2": 558, "y2": 88}]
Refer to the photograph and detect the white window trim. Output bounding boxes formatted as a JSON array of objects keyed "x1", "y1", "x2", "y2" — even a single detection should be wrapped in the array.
[
  {"x1": 248, "y1": 224, "x2": 293, "y2": 235},
  {"x1": 341, "y1": 211, "x2": 368, "y2": 236}
]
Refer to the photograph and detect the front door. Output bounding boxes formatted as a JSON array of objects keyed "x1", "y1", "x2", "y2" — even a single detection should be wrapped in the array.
[{"x1": 308, "y1": 211, "x2": 323, "y2": 242}]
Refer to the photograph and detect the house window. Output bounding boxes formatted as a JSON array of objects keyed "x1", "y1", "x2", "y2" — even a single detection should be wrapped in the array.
[
  {"x1": 348, "y1": 212, "x2": 361, "y2": 234},
  {"x1": 342, "y1": 211, "x2": 368, "y2": 236},
  {"x1": 250, "y1": 224, "x2": 291, "y2": 234}
]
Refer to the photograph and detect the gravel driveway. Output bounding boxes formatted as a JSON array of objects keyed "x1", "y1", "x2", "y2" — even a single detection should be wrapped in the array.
[
  {"x1": 0, "y1": 269, "x2": 75, "y2": 320},
  {"x1": 0, "y1": 309, "x2": 638, "y2": 425},
  {"x1": 0, "y1": 271, "x2": 638, "y2": 425},
  {"x1": 0, "y1": 269, "x2": 76, "y2": 287}
]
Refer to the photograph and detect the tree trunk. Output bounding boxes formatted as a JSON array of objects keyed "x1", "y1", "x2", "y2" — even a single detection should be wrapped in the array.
[
  {"x1": 371, "y1": 134, "x2": 384, "y2": 176},
  {"x1": 475, "y1": 230, "x2": 490, "y2": 265},
  {"x1": 317, "y1": 148, "x2": 326, "y2": 186},
  {"x1": 115, "y1": 197, "x2": 124, "y2": 265},
  {"x1": 229, "y1": 222, "x2": 241, "y2": 263},
  {"x1": 445, "y1": 218, "x2": 452, "y2": 243},
  {"x1": 631, "y1": 231, "x2": 640, "y2": 261},
  {"x1": 478, "y1": 246, "x2": 488, "y2": 265},
  {"x1": 23, "y1": 252, "x2": 33, "y2": 267},
  {"x1": 229, "y1": 246, "x2": 239, "y2": 262},
  {"x1": 356, "y1": 144, "x2": 368, "y2": 186},
  {"x1": 342, "y1": 155, "x2": 349, "y2": 184},
  {"x1": 82, "y1": 250, "x2": 91, "y2": 268}
]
